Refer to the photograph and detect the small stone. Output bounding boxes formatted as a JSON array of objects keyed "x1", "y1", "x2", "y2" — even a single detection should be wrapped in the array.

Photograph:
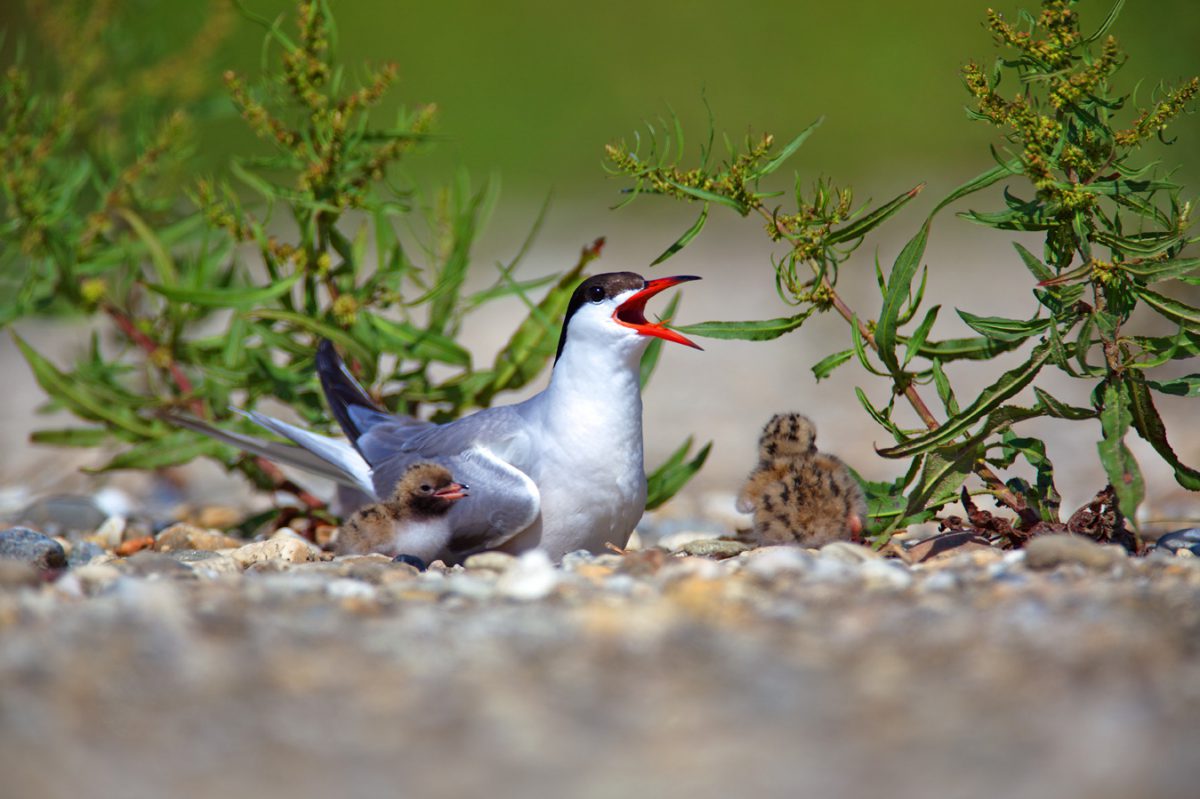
[
  {"x1": 463, "y1": 551, "x2": 518, "y2": 573},
  {"x1": 496, "y1": 550, "x2": 560, "y2": 601},
  {"x1": 231, "y1": 537, "x2": 318, "y2": 568},
  {"x1": 0, "y1": 559, "x2": 41, "y2": 589},
  {"x1": 859, "y1": 558, "x2": 914, "y2": 590},
  {"x1": 92, "y1": 516, "x2": 127, "y2": 549},
  {"x1": 918, "y1": 570, "x2": 961, "y2": 593},
  {"x1": 195, "y1": 506, "x2": 242, "y2": 529},
  {"x1": 71, "y1": 563, "x2": 123, "y2": 595},
  {"x1": 116, "y1": 551, "x2": 196, "y2": 579},
  {"x1": 819, "y1": 541, "x2": 880, "y2": 564},
  {"x1": 743, "y1": 546, "x2": 814, "y2": 578},
  {"x1": 659, "y1": 530, "x2": 728, "y2": 552},
  {"x1": 114, "y1": 536, "x2": 156, "y2": 556},
  {"x1": 1025, "y1": 534, "x2": 1126, "y2": 571},
  {"x1": 327, "y1": 578, "x2": 378, "y2": 601},
  {"x1": 678, "y1": 539, "x2": 754, "y2": 559},
  {"x1": 1154, "y1": 528, "x2": 1200, "y2": 556},
  {"x1": 0, "y1": 527, "x2": 67, "y2": 570},
  {"x1": 67, "y1": 540, "x2": 107, "y2": 567},
  {"x1": 183, "y1": 553, "x2": 242, "y2": 578},
  {"x1": 15, "y1": 495, "x2": 107, "y2": 534},
  {"x1": 155, "y1": 523, "x2": 242, "y2": 553}
]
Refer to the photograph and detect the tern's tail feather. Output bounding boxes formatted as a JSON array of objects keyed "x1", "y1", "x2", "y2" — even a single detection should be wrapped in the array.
[
  {"x1": 166, "y1": 411, "x2": 376, "y2": 497},
  {"x1": 315, "y1": 339, "x2": 393, "y2": 446}
]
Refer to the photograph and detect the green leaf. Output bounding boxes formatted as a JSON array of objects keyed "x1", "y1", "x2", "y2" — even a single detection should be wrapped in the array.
[
  {"x1": 1084, "y1": 0, "x2": 1125, "y2": 42},
  {"x1": 12, "y1": 334, "x2": 161, "y2": 437},
  {"x1": 481, "y1": 259, "x2": 588, "y2": 403},
  {"x1": 1097, "y1": 379, "x2": 1144, "y2": 520},
  {"x1": 29, "y1": 427, "x2": 112, "y2": 448},
  {"x1": 651, "y1": 204, "x2": 708, "y2": 266},
  {"x1": 902, "y1": 305, "x2": 940, "y2": 367},
  {"x1": 956, "y1": 309, "x2": 1052, "y2": 342},
  {"x1": 1127, "y1": 375, "x2": 1200, "y2": 490},
  {"x1": 645, "y1": 437, "x2": 712, "y2": 510},
  {"x1": 900, "y1": 446, "x2": 978, "y2": 530},
  {"x1": 1033, "y1": 387, "x2": 1096, "y2": 420},
  {"x1": 878, "y1": 344, "x2": 1052, "y2": 458},
  {"x1": 663, "y1": 180, "x2": 748, "y2": 213},
  {"x1": 367, "y1": 313, "x2": 472, "y2": 367},
  {"x1": 118, "y1": 210, "x2": 179, "y2": 286},
  {"x1": 1119, "y1": 257, "x2": 1200, "y2": 283},
  {"x1": 90, "y1": 431, "x2": 228, "y2": 472},
  {"x1": 675, "y1": 308, "x2": 814, "y2": 341},
  {"x1": 811, "y1": 349, "x2": 853, "y2": 381},
  {"x1": 245, "y1": 309, "x2": 373, "y2": 365},
  {"x1": 998, "y1": 432, "x2": 1061, "y2": 522},
  {"x1": 931, "y1": 358, "x2": 959, "y2": 415},
  {"x1": 1012, "y1": 242, "x2": 1054, "y2": 282},
  {"x1": 1134, "y1": 287, "x2": 1200, "y2": 330},
  {"x1": 1146, "y1": 374, "x2": 1200, "y2": 397},
  {"x1": 748, "y1": 117, "x2": 823, "y2": 180},
  {"x1": 875, "y1": 223, "x2": 928, "y2": 374},
  {"x1": 145, "y1": 273, "x2": 302, "y2": 308},
  {"x1": 903, "y1": 334, "x2": 1024, "y2": 362},
  {"x1": 826, "y1": 184, "x2": 924, "y2": 246}
]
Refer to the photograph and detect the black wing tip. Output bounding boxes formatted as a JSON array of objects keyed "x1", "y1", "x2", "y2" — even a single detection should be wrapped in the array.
[{"x1": 314, "y1": 338, "x2": 381, "y2": 443}]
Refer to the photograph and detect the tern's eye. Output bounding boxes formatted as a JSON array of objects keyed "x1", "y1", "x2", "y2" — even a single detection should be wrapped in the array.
[
  {"x1": 586, "y1": 285, "x2": 606, "y2": 303},
  {"x1": 420, "y1": 484, "x2": 432, "y2": 493}
]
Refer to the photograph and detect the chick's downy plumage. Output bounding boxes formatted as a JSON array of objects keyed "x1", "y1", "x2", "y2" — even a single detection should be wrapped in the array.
[
  {"x1": 737, "y1": 413, "x2": 866, "y2": 547},
  {"x1": 337, "y1": 463, "x2": 467, "y2": 559}
]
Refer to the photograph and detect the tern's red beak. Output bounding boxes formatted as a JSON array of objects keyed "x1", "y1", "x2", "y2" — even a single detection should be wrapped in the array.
[
  {"x1": 613, "y1": 275, "x2": 703, "y2": 349},
  {"x1": 434, "y1": 483, "x2": 469, "y2": 501}
]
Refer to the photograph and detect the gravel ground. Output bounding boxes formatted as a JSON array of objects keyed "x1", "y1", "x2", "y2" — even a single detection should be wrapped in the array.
[{"x1": 2, "y1": 510, "x2": 1200, "y2": 799}]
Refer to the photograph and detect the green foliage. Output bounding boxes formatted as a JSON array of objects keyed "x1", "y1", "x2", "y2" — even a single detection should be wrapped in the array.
[
  {"x1": 607, "y1": 0, "x2": 1199, "y2": 545},
  {"x1": 3, "y1": 1, "x2": 701, "y2": 514}
]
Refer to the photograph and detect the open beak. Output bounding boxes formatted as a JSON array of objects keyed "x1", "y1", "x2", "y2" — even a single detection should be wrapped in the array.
[
  {"x1": 435, "y1": 483, "x2": 469, "y2": 502},
  {"x1": 613, "y1": 275, "x2": 703, "y2": 350}
]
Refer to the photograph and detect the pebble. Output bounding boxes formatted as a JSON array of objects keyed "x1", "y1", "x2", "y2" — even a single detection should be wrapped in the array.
[
  {"x1": 463, "y1": 551, "x2": 518, "y2": 573},
  {"x1": 115, "y1": 551, "x2": 197, "y2": 579},
  {"x1": 185, "y1": 554, "x2": 243, "y2": 578},
  {"x1": 677, "y1": 539, "x2": 754, "y2": 559},
  {"x1": 155, "y1": 523, "x2": 243, "y2": 553},
  {"x1": 0, "y1": 527, "x2": 68, "y2": 570},
  {"x1": 67, "y1": 540, "x2": 107, "y2": 567},
  {"x1": 327, "y1": 579, "x2": 378, "y2": 601},
  {"x1": 92, "y1": 516, "x2": 127, "y2": 549},
  {"x1": 231, "y1": 537, "x2": 318, "y2": 568},
  {"x1": 819, "y1": 541, "x2": 880, "y2": 564},
  {"x1": 496, "y1": 550, "x2": 560, "y2": 601},
  {"x1": 859, "y1": 558, "x2": 914, "y2": 590},
  {"x1": 14, "y1": 494, "x2": 107, "y2": 534},
  {"x1": 918, "y1": 570, "x2": 961, "y2": 593},
  {"x1": 1154, "y1": 528, "x2": 1200, "y2": 556},
  {"x1": 1025, "y1": 534, "x2": 1127, "y2": 571},
  {"x1": 70, "y1": 563, "x2": 123, "y2": 595},
  {"x1": 0, "y1": 559, "x2": 41, "y2": 589},
  {"x1": 742, "y1": 546, "x2": 814, "y2": 578}
]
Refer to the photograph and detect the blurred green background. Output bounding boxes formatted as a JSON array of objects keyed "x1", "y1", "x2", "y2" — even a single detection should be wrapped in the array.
[{"x1": 3, "y1": 0, "x2": 1197, "y2": 204}]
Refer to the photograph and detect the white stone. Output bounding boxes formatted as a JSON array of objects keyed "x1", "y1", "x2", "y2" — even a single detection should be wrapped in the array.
[
  {"x1": 327, "y1": 578, "x2": 378, "y2": 601},
  {"x1": 860, "y1": 559, "x2": 914, "y2": 590},
  {"x1": 496, "y1": 550, "x2": 560, "y2": 601}
]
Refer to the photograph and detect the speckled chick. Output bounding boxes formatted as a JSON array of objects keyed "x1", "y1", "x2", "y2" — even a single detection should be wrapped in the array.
[
  {"x1": 336, "y1": 463, "x2": 468, "y2": 560},
  {"x1": 736, "y1": 413, "x2": 866, "y2": 547}
]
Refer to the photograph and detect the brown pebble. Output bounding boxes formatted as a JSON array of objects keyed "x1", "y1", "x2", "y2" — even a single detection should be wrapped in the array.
[{"x1": 114, "y1": 536, "x2": 156, "y2": 556}]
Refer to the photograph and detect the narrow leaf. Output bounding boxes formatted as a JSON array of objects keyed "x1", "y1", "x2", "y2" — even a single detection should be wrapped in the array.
[
  {"x1": 879, "y1": 344, "x2": 1052, "y2": 458},
  {"x1": 826, "y1": 184, "x2": 924, "y2": 245},
  {"x1": 1012, "y1": 242, "x2": 1054, "y2": 282},
  {"x1": 651, "y1": 204, "x2": 708, "y2": 266},
  {"x1": 748, "y1": 117, "x2": 823, "y2": 180},
  {"x1": 145, "y1": 273, "x2": 301, "y2": 308},
  {"x1": 1134, "y1": 287, "x2": 1200, "y2": 330},
  {"x1": 675, "y1": 308, "x2": 814, "y2": 341},
  {"x1": 1127, "y1": 375, "x2": 1200, "y2": 490},
  {"x1": 812, "y1": 349, "x2": 853, "y2": 381},
  {"x1": 956, "y1": 309, "x2": 1051, "y2": 342},
  {"x1": 645, "y1": 439, "x2": 712, "y2": 510}
]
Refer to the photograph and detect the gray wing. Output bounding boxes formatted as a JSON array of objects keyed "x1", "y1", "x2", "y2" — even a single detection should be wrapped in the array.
[{"x1": 363, "y1": 406, "x2": 540, "y2": 556}]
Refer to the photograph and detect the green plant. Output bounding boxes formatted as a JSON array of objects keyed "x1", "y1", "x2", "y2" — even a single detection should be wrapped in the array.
[
  {"x1": 4, "y1": 0, "x2": 704, "y2": 518},
  {"x1": 606, "y1": 0, "x2": 1199, "y2": 547}
]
